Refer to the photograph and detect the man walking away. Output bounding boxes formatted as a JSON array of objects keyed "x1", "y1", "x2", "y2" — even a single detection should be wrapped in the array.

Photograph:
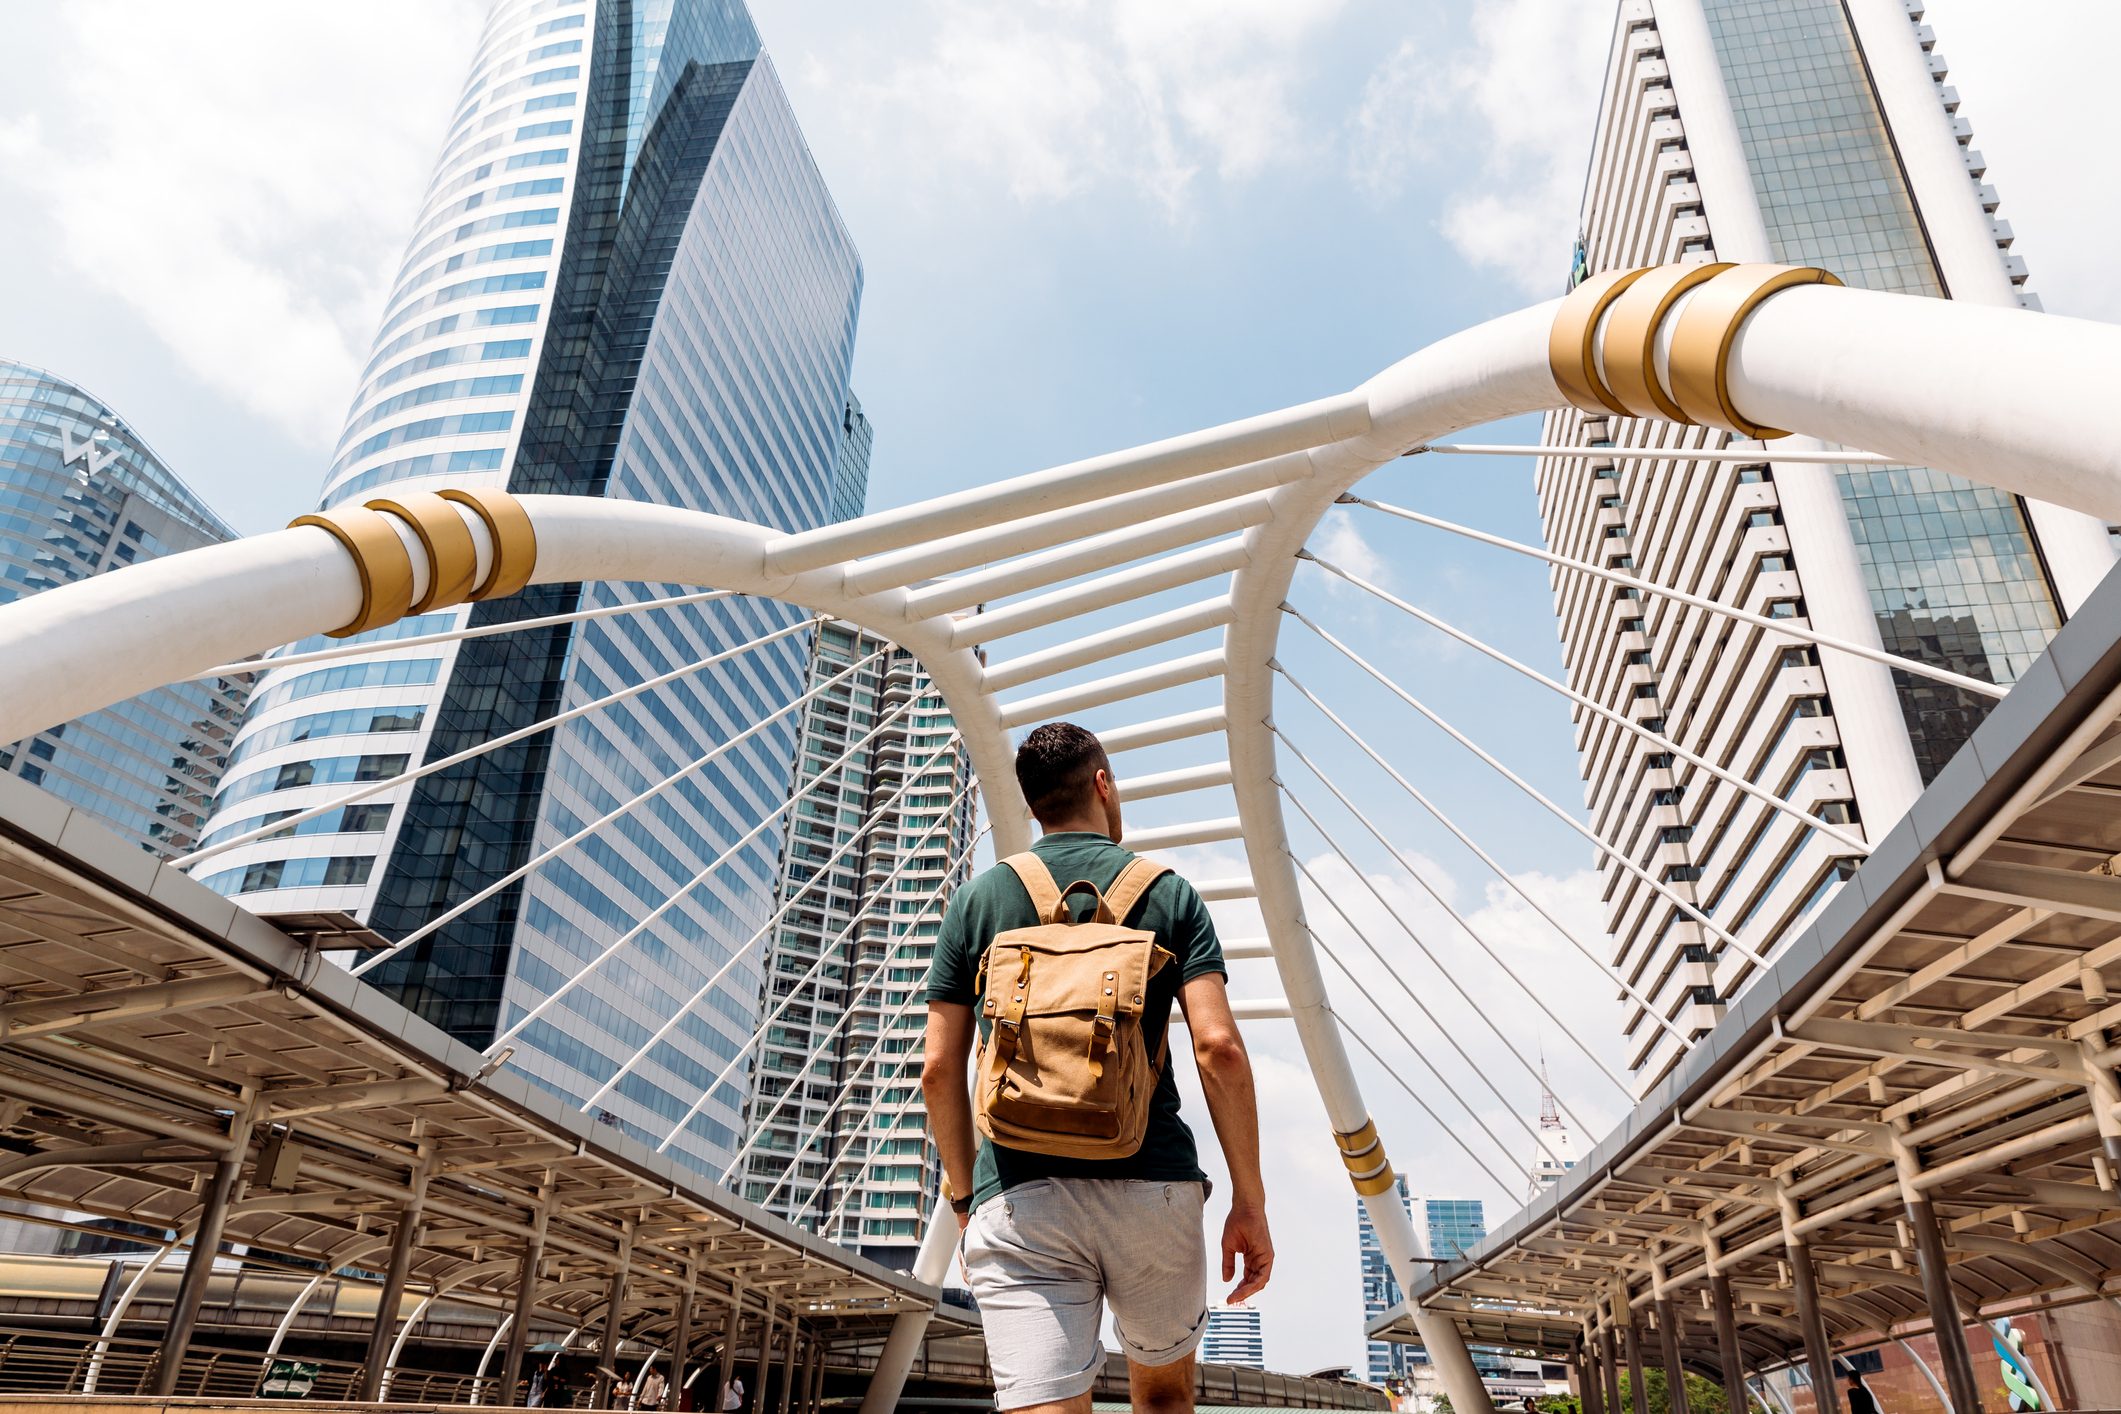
[
  {"x1": 924, "y1": 721, "x2": 1273, "y2": 1413},
  {"x1": 1843, "y1": 1372, "x2": 1880, "y2": 1414}
]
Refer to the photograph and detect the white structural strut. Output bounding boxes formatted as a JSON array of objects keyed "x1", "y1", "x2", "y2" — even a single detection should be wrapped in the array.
[{"x1": 7, "y1": 272, "x2": 2121, "y2": 1414}]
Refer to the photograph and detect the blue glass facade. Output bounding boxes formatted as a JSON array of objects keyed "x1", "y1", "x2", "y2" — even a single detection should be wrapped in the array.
[
  {"x1": 0, "y1": 360, "x2": 248, "y2": 857},
  {"x1": 1360, "y1": 1183, "x2": 1498, "y2": 1385},
  {"x1": 1700, "y1": 0, "x2": 2062, "y2": 780},
  {"x1": 196, "y1": 0, "x2": 863, "y2": 1179}
]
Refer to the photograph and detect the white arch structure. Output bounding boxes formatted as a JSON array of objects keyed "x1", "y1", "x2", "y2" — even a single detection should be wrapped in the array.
[{"x1": 5, "y1": 265, "x2": 2121, "y2": 1412}]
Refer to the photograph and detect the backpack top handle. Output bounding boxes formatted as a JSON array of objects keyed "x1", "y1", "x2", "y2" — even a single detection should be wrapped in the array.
[{"x1": 1050, "y1": 879, "x2": 1115, "y2": 926}]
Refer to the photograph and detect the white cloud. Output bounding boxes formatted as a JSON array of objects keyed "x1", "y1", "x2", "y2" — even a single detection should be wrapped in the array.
[
  {"x1": 801, "y1": 0, "x2": 1346, "y2": 220},
  {"x1": 1349, "y1": 0, "x2": 1610, "y2": 295},
  {"x1": 0, "y1": 2, "x2": 481, "y2": 448}
]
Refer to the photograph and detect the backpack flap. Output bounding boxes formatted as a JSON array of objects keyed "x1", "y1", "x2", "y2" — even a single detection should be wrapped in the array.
[{"x1": 973, "y1": 852, "x2": 1177, "y2": 1158}]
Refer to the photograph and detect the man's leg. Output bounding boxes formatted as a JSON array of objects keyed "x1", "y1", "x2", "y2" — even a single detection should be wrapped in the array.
[
  {"x1": 1127, "y1": 1354, "x2": 1195, "y2": 1414},
  {"x1": 961, "y1": 1183, "x2": 1107, "y2": 1411},
  {"x1": 1099, "y1": 1182, "x2": 1208, "y2": 1414}
]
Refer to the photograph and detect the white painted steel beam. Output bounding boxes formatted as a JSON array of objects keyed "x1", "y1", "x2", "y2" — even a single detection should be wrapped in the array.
[
  {"x1": 905, "y1": 494, "x2": 1273, "y2": 617},
  {"x1": 996, "y1": 649, "x2": 1224, "y2": 729},
  {"x1": 981, "y1": 596, "x2": 1234, "y2": 693},
  {"x1": 769, "y1": 389, "x2": 1369, "y2": 574}
]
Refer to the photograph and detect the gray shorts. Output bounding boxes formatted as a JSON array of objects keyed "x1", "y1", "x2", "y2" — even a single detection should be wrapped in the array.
[{"x1": 961, "y1": 1177, "x2": 1208, "y2": 1409}]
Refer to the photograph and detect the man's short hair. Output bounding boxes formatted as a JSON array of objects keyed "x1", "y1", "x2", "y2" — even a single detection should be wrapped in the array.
[{"x1": 1015, "y1": 722, "x2": 1109, "y2": 822}]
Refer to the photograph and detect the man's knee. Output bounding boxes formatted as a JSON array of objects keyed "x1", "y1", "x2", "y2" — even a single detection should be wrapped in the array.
[{"x1": 1127, "y1": 1355, "x2": 1194, "y2": 1414}]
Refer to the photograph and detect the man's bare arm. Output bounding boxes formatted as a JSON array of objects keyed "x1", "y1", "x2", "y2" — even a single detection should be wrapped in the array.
[
  {"x1": 1179, "y1": 971, "x2": 1273, "y2": 1301},
  {"x1": 920, "y1": 1000, "x2": 978, "y2": 1228}
]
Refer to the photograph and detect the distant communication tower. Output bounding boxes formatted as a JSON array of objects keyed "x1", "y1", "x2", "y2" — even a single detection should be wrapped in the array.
[{"x1": 1528, "y1": 1052, "x2": 1578, "y2": 1200}]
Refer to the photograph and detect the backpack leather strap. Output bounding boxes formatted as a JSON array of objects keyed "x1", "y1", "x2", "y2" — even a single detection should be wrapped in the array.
[{"x1": 1103, "y1": 856, "x2": 1170, "y2": 926}]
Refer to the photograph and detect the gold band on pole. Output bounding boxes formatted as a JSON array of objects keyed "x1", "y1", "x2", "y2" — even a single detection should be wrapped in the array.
[
  {"x1": 1549, "y1": 268, "x2": 1649, "y2": 417},
  {"x1": 288, "y1": 508, "x2": 416, "y2": 639},
  {"x1": 1668, "y1": 264, "x2": 1844, "y2": 438},
  {"x1": 367, "y1": 491, "x2": 479, "y2": 614},
  {"x1": 440, "y1": 486, "x2": 539, "y2": 600},
  {"x1": 290, "y1": 486, "x2": 537, "y2": 637},
  {"x1": 1547, "y1": 261, "x2": 1840, "y2": 441}
]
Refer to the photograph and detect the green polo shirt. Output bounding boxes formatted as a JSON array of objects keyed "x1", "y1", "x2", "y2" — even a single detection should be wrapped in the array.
[{"x1": 925, "y1": 831, "x2": 1226, "y2": 1209}]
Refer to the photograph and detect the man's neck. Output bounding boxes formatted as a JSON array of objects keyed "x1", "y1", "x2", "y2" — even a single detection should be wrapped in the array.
[{"x1": 1038, "y1": 818, "x2": 1112, "y2": 839}]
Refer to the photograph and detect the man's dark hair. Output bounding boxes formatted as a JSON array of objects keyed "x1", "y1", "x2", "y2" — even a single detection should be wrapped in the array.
[{"x1": 1015, "y1": 721, "x2": 1109, "y2": 823}]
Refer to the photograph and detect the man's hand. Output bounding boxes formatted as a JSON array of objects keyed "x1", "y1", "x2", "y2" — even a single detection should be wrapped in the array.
[{"x1": 1221, "y1": 1199, "x2": 1274, "y2": 1302}]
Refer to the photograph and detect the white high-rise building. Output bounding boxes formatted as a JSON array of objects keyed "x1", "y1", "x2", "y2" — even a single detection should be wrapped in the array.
[
  {"x1": 740, "y1": 621, "x2": 978, "y2": 1267},
  {"x1": 1203, "y1": 1304, "x2": 1266, "y2": 1371},
  {"x1": 1548, "y1": 0, "x2": 2116, "y2": 1086}
]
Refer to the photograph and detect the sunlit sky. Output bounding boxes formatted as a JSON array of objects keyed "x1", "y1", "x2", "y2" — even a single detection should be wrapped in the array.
[{"x1": 3, "y1": 0, "x2": 2118, "y2": 1375}]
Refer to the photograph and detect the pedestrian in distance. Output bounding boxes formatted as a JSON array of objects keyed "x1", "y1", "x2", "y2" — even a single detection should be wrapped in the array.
[
  {"x1": 924, "y1": 721, "x2": 1274, "y2": 1414},
  {"x1": 1844, "y1": 1371, "x2": 1880, "y2": 1414},
  {"x1": 719, "y1": 1374, "x2": 743, "y2": 1413}
]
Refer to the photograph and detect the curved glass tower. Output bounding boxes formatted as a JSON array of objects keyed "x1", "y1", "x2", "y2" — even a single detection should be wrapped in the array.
[
  {"x1": 194, "y1": 0, "x2": 866, "y2": 1176},
  {"x1": 0, "y1": 359, "x2": 247, "y2": 857}
]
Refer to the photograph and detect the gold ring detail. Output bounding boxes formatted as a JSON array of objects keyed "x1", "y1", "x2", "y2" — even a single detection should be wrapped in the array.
[
  {"x1": 438, "y1": 487, "x2": 538, "y2": 600},
  {"x1": 1600, "y1": 262, "x2": 1733, "y2": 422},
  {"x1": 1351, "y1": 1160, "x2": 1399, "y2": 1197},
  {"x1": 1669, "y1": 264, "x2": 1843, "y2": 438},
  {"x1": 289, "y1": 508, "x2": 418, "y2": 638},
  {"x1": 367, "y1": 491, "x2": 479, "y2": 614},
  {"x1": 1334, "y1": 1117, "x2": 1381, "y2": 1158},
  {"x1": 1549, "y1": 268, "x2": 1650, "y2": 417}
]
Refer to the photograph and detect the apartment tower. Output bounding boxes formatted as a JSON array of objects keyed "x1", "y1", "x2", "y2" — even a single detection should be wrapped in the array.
[
  {"x1": 193, "y1": 0, "x2": 868, "y2": 1176},
  {"x1": 1202, "y1": 1305, "x2": 1267, "y2": 1371},
  {"x1": 0, "y1": 359, "x2": 248, "y2": 858},
  {"x1": 739, "y1": 621, "x2": 977, "y2": 1267},
  {"x1": 1545, "y1": 0, "x2": 2115, "y2": 1086}
]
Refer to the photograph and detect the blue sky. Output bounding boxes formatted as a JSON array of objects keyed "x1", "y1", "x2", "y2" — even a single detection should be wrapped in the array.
[{"x1": 4, "y1": 0, "x2": 2119, "y2": 1377}]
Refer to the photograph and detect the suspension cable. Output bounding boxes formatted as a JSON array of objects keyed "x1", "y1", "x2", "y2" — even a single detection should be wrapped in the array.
[
  {"x1": 352, "y1": 644, "x2": 895, "y2": 980},
  {"x1": 177, "y1": 613, "x2": 822, "y2": 869},
  {"x1": 190, "y1": 588, "x2": 745, "y2": 681},
  {"x1": 576, "y1": 741, "x2": 971, "y2": 1119},
  {"x1": 1280, "y1": 761, "x2": 1631, "y2": 1100},
  {"x1": 773, "y1": 942, "x2": 951, "y2": 1218},
  {"x1": 701, "y1": 821, "x2": 990, "y2": 1168},
  {"x1": 1282, "y1": 607, "x2": 1768, "y2": 967},
  {"x1": 474, "y1": 684, "x2": 934, "y2": 1038},
  {"x1": 1346, "y1": 494, "x2": 2004, "y2": 700},
  {"x1": 1279, "y1": 794, "x2": 1608, "y2": 1157},
  {"x1": 1296, "y1": 555, "x2": 1871, "y2": 855},
  {"x1": 723, "y1": 889, "x2": 946, "y2": 1190},
  {"x1": 1332, "y1": 1004, "x2": 1529, "y2": 1198},
  {"x1": 675, "y1": 778, "x2": 978, "y2": 1143},
  {"x1": 1275, "y1": 665, "x2": 1692, "y2": 1049}
]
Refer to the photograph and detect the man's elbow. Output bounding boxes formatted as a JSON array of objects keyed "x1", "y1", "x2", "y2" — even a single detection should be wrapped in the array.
[
  {"x1": 919, "y1": 1047, "x2": 960, "y2": 1097},
  {"x1": 1191, "y1": 1027, "x2": 1250, "y2": 1077}
]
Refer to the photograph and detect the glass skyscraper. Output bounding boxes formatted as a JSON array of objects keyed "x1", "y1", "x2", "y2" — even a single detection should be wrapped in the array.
[
  {"x1": 1540, "y1": 0, "x2": 2115, "y2": 1087},
  {"x1": 0, "y1": 359, "x2": 248, "y2": 858},
  {"x1": 1360, "y1": 1180, "x2": 1492, "y2": 1386},
  {"x1": 193, "y1": 0, "x2": 867, "y2": 1177}
]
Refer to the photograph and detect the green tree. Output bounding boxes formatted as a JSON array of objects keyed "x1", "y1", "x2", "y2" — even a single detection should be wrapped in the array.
[{"x1": 1616, "y1": 1368, "x2": 1746, "y2": 1414}]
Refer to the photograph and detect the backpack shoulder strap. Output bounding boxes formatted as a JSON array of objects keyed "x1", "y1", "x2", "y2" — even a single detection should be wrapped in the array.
[
  {"x1": 1104, "y1": 855, "x2": 1170, "y2": 927},
  {"x1": 1001, "y1": 852, "x2": 1063, "y2": 923}
]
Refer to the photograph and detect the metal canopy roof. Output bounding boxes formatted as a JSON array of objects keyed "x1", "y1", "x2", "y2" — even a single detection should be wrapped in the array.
[
  {"x1": 0, "y1": 775, "x2": 964, "y2": 1350},
  {"x1": 1371, "y1": 559, "x2": 2121, "y2": 1372}
]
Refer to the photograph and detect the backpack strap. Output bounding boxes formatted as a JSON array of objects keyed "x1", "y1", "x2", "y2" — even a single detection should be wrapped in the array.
[
  {"x1": 1002, "y1": 852, "x2": 1063, "y2": 920},
  {"x1": 1103, "y1": 856, "x2": 1170, "y2": 926}
]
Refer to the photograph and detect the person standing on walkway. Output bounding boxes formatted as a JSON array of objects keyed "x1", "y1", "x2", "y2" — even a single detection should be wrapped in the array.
[
  {"x1": 1843, "y1": 1372, "x2": 1880, "y2": 1414},
  {"x1": 924, "y1": 721, "x2": 1274, "y2": 1413}
]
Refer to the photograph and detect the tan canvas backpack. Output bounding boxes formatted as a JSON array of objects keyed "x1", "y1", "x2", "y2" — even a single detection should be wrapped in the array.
[{"x1": 972, "y1": 852, "x2": 1175, "y2": 1160}]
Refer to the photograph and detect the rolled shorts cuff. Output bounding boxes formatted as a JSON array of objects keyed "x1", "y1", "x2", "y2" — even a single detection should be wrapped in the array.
[
  {"x1": 994, "y1": 1361, "x2": 1101, "y2": 1411},
  {"x1": 1120, "y1": 1302, "x2": 1209, "y2": 1367}
]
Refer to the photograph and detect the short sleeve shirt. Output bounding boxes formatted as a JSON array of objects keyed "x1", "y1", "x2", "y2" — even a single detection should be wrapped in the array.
[{"x1": 925, "y1": 830, "x2": 1226, "y2": 1208}]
